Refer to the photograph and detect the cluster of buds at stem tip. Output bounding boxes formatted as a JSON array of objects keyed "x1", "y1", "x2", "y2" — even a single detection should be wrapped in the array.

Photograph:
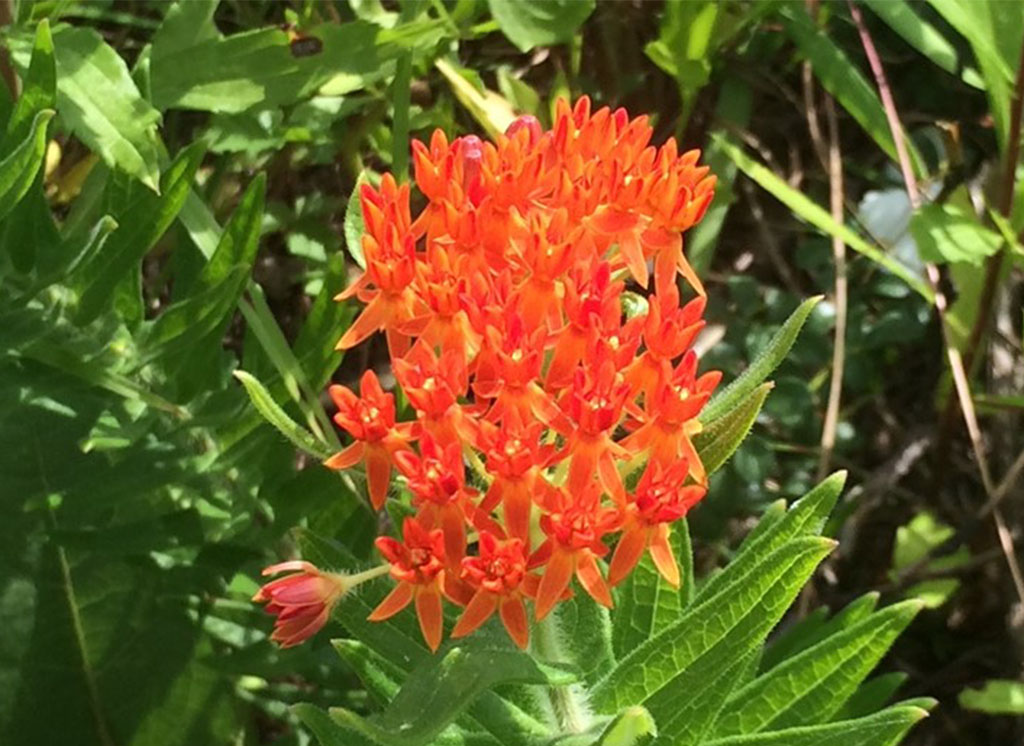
[{"x1": 255, "y1": 97, "x2": 720, "y2": 652}]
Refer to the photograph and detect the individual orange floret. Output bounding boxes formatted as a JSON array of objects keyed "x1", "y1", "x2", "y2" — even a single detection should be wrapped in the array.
[
  {"x1": 607, "y1": 459, "x2": 707, "y2": 588},
  {"x1": 476, "y1": 416, "x2": 557, "y2": 541},
  {"x1": 507, "y1": 207, "x2": 582, "y2": 332},
  {"x1": 471, "y1": 304, "x2": 567, "y2": 431},
  {"x1": 530, "y1": 482, "x2": 621, "y2": 620},
  {"x1": 324, "y1": 370, "x2": 417, "y2": 511},
  {"x1": 453, "y1": 532, "x2": 538, "y2": 649},
  {"x1": 393, "y1": 433, "x2": 474, "y2": 567},
  {"x1": 625, "y1": 282, "x2": 706, "y2": 403},
  {"x1": 392, "y1": 345, "x2": 475, "y2": 445},
  {"x1": 560, "y1": 357, "x2": 632, "y2": 502},
  {"x1": 623, "y1": 350, "x2": 722, "y2": 485},
  {"x1": 403, "y1": 245, "x2": 480, "y2": 359},
  {"x1": 371, "y1": 517, "x2": 450, "y2": 652},
  {"x1": 546, "y1": 260, "x2": 624, "y2": 387},
  {"x1": 336, "y1": 176, "x2": 423, "y2": 357}
]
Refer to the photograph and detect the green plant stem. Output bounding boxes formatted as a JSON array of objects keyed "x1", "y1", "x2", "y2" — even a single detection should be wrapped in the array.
[{"x1": 533, "y1": 613, "x2": 591, "y2": 735}]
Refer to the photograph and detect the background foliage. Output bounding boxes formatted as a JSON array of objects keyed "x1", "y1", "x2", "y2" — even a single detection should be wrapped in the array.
[{"x1": 0, "y1": 1, "x2": 1021, "y2": 745}]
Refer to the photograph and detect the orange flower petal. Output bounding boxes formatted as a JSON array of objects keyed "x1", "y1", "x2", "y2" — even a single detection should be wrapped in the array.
[
  {"x1": 575, "y1": 551, "x2": 613, "y2": 608},
  {"x1": 324, "y1": 442, "x2": 364, "y2": 471},
  {"x1": 608, "y1": 527, "x2": 649, "y2": 587},
  {"x1": 452, "y1": 590, "x2": 498, "y2": 639},
  {"x1": 415, "y1": 588, "x2": 444, "y2": 652},
  {"x1": 365, "y1": 444, "x2": 392, "y2": 511},
  {"x1": 368, "y1": 582, "x2": 414, "y2": 621},
  {"x1": 499, "y1": 596, "x2": 530, "y2": 649},
  {"x1": 337, "y1": 295, "x2": 389, "y2": 350},
  {"x1": 649, "y1": 524, "x2": 680, "y2": 588},
  {"x1": 535, "y1": 549, "x2": 574, "y2": 621}
]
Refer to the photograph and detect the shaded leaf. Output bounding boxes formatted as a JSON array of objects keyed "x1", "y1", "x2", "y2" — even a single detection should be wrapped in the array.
[
  {"x1": 696, "y1": 382, "x2": 773, "y2": 476},
  {"x1": 487, "y1": 0, "x2": 595, "y2": 53}
]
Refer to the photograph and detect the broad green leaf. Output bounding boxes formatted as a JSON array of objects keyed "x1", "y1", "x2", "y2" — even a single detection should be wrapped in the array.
[
  {"x1": 4, "y1": 20, "x2": 56, "y2": 149},
  {"x1": 908, "y1": 203, "x2": 1003, "y2": 266},
  {"x1": 713, "y1": 600, "x2": 922, "y2": 737},
  {"x1": 959, "y1": 679, "x2": 1024, "y2": 715},
  {"x1": 487, "y1": 0, "x2": 595, "y2": 53},
  {"x1": 714, "y1": 135, "x2": 934, "y2": 301},
  {"x1": 72, "y1": 142, "x2": 203, "y2": 325},
  {"x1": 697, "y1": 472, "x2": 846, "y2": 603},
  {"x1": 330, "y1": 640, "x2": 574, "y2": 746},
  {"x1": 863, "y1": 0, "x2": 981, "y2": 87},
  {"x1": 233, "y1": 370, "x2": 334, "y2": 461},
  {"x1": 703, "y1": 703, "x2": 931, "y2": 746},
  {"x1": 612, "y1": 522, "x2": 693, "y2": 659},
  {"x1": 778, "y1": 5, "x2": 920, "y2": 171},
  {"x1": 0, "y1": 109, "x2": 53, "y2": 224},
  {"x1": 696, "y1": 382, "x2": 772, "y2": 476},
  {"x1": 50, "y1": 26, "x2": 162, "y2": 189},
  {"x1": 701, "y1": 297, "x2": 820, "y2": 423},
  {"x1": 150, "y1": 19, "x2": 443, "y2": 113},
  {"x1": 591, "y1": 536, "x2": 835, "y2": 718}
]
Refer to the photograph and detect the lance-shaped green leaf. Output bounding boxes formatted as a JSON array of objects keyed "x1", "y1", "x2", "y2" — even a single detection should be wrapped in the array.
[
  {"x1": 5, "y1": 21, "x2": 55, "y2": 149},
  {"x1": 612, "y1": 521, "x2": 693, "y2": 659},
  {"x1": 761, "y1": 593, "x2": 880, "y2": 673},
  {"x1": 0, "y1": 110, "x2": 53, "y2": 224},
  {"x1": 713, "y1": 600, "x2": 922, "y2": 738},
  {"x1": 696, "y1": 382, "x2": 772, "y2": 476},
  {"x1": 141, "y1": 174, "x2": 265, "y2": 361},
  {"x1": 702, "y1": 297, "x2": 819, "y2": 424},
  {"x1": 72, "y1": 143, "x2": 203, "y2": 325},
  {"x1": 592, "y1": 536, "x2": 835, "y2": 718},
  {"x1": 704, "y1": 702, "x2": 932, "y2": 746},
  {"x1": 697, "y1": 472, "x2": 845, "y2": 603},
  {"x1": 331, "y1": 641, "x2": 574, "y2": 746},
  {"x1": 233, "y1": 370, "x2": 333, "y2": 460},
  {"x1": 52, "y1": 26, "x2": 162, "y2": 190},
  {"x1": 837, "y1": 673, "x2": 909, "y2": 720}
]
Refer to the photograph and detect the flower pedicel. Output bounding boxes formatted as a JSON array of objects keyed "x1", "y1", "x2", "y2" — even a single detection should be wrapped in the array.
[{"x1": 256, "y1": 97, "x2": 719, "y2": 651}]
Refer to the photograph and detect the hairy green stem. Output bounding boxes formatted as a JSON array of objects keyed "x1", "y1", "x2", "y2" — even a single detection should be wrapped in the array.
[{"x1": 533, "y1": 613, "x2": 591, "y2": 735}]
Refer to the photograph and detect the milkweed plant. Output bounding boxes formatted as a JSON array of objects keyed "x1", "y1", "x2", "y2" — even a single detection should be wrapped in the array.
[{"x1": 242, "y1": 98, "x2": 933, "y2": 746}]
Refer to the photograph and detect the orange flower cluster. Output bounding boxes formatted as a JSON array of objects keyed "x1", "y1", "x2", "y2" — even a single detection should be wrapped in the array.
[{"x1": 257, "y1": 98, "x2": 720, "y2": 652}]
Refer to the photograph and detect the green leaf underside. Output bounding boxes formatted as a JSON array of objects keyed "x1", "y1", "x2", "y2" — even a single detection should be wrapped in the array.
[{"x1": 696, "y1": 383, "x2": 773, "y2": 476}]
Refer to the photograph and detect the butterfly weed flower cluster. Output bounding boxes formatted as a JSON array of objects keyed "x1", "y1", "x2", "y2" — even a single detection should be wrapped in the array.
[{"x1": 256, "y1": 98, "x2": 720, "y2": 652}]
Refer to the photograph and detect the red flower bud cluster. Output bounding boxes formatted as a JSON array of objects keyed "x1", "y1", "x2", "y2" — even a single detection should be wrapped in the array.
[{"x1": 258, "y1": 98, "x2": 720, "y2": 652}]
